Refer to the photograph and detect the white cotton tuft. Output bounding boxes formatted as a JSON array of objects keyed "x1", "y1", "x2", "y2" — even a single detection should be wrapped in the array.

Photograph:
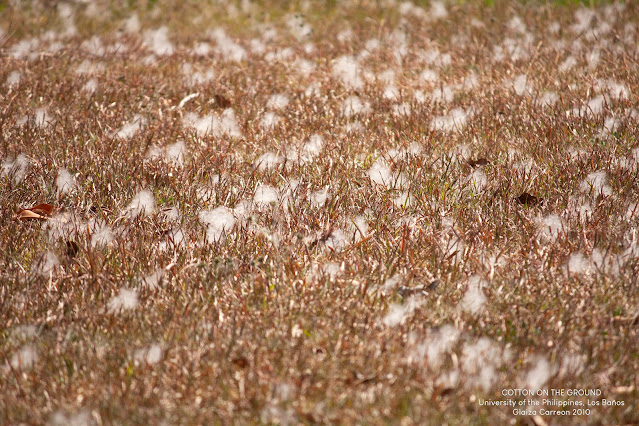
[
  {"x1": 597, "y1": 79, "x2": 631, "y2": 100},
  {"x1": 383, "y1": 85, "x2": 400, "y2": 101},
  {"x1": 267, "y1": 94, "x2": 289, "y2": 110},
  {"x1": 586, "y1": 95, "x2": 605, "y2": 115},
  {"x1": 115, "y1": 115, "x2": 145, "y2": 139},
  {"x1": 9, "y1": 38, "x2": 40, "y2": 60},
  {"x1": 233, "y1": 199, "x2": 254, "y2": 226},
  {"x1": 124, "y1": 14, "x2": 140, "y2": 33},
  {"x1": 5, "y1": 71, "x2": 21, "y2": 87},
  {"x1": 259, "y1": 112, "x2": 280, "y2": 131},
  {"x1": 626, "y1": 201, "x2": 639, "y2": 219},
  {"x1": 158, "y1": 227, "x2": 185, "y2": 251},
  {"x1": 393, "y1": 192, "x2": 412, "y2": 208},
  {"x1": 460, "y1": 275, "x2": 487, "y2": 315},
  {"x1": 108, "y1": 288, "x2": 139, "y2": 313},
  {"x1": 165, "y1": 141, "x2": 186, "y2": 166},
  {"x1": 430, "y1": 1, "x2": 448, "y2": 20},
  {"x1": 2, "y1": 154, "x2": 29, "y2": 184},
  {"x1": 75, "y1": 60, "x2": 105, "y2": 76},
  {"x1": 368, "y1": 158, "x2": 394, "y2": 188},
  {"x1": 34, "y1": 108, "x2": 52, "y2": 128},
  {"x1": 460, "y1": 338, "x2": 508, "y2": 392},
  {"x1": 572, "y1": 95, "x2": 605, "y2": 116},
  {"x1": 558, "y1": 353, "x2": 586, "y2": 378},
  {"x1": 538, "y1": 91, "x2": 558, "y2": 107},
  {"x1": 191, "y1": 42, "x2": 212, "y2": 56},
  {"x1": 143, "y1": 27, "x2": 174, "y2": 56},
  {"x1": 35, "y1": 251, "x2": 59, "y2": 277},
  {"x1": 257, "y1": 152, "x2": 284, "y2": 171},
  {"x1": 48, "y1": 409, "x2": 95, "y2": 426},
  {"x1": 56, "y1": 168, "x2": 75, "y2": 195},
  {"x1": 467, "y1": 169, "x2": 487, "y2": 192},
  {"x1": 209, "y1": 29, "x2": 246, "y2": 62},
  {"x1": 45, "y1": 211, "x2": 80, "y2": 242},
  {"x1": 332, "y1": 55, "x2": 363, "y2": 90},
  {"x1": 580, "y1": 171, "x2": 612, "y2": 197},
  {"x1": 567, "y1": 252, "x2": 591, "y2": 274},
  {"x1": 349, "y1": 216, "x2": 369, "y2": 242},
  {"x1": 430, "y1": 108, "x2": 470, "y2": 132},
  {"x1": 181, "y1": 64, "x2": 214, "y2": 87},
  {"x1": 559, "y1": 56, "x2": 577, "y2": 72},
  {"x1": 344, "y1": 121, "x2": 364, "y2": 134},
  {"x1": 310, "y1": 188, "x2": 329, "y2": 207},
  {"x1": 91, "y1": 225, "x2": 114, "y2": 248},
  {"x1": 378, "y1": 274, "x2": 402, "y2": 295},
  {"x1": 182, "y1": 109, "x2": 241, "y2": 138},
  {"x1": 420, "y1": 69, "x2": 438, "y2": 83},
  {"x1": 82, "y1": 78, "x2": 98, "y2": 93},
  {"x1": 524, "y1": 356, "x2": 555, "y2": 390},
  {"x1": 286, "y1": 14, "x2": 313, "y2": 40},
  {"x1": 126, "y1": 190, "x2": 156, "y2": 218},
  {"x1": 199, "y1": 206, "x2": 236, "y2": 242},
  {"x1": 324, "y1": 229, "x2": 349, "y2": 252},
  {"x1": 512, "y1": 74, "x2": 529, "y2": 96},
  {"x1": 342, "y1": 96, "x2": 371, "y2": 117},
  {"x1": 430, "y1": 85, "x2": 455, "y2": 104},
  {"x1": 133, "y1": 343, "x2": 163, "y2": 366},
  {"x1": 461, "y1": 73, "x2": 479, "y2": 91},
  {"x1": 254, "y1": 185, "x2": 279, "y2": 205},
  {"x1": 538, "y1": 214, "x2": 564, "y2": 242},
  {"x1": 392, "y1": 102, "x2": 411, "y2": 117},
  {"x1": 140, "y1": 268, "x2": 164, "y2": 290},
  {"x1": 383, "y1": 297, "x2": 422, "y2": 327},
  {"x1": 293, "y1": 58, "x2": 316, "y2": 77},
  {"x1": 411, "y1": 325, "x2": 461, "y2": 369},
  {"x1": 10, "y1": 345, "x2": 38, "y2": 370},
  {"x1": 461, "y1": 338, "x2": 508, "y2": 375},
  {"x1": 300, "y1": 134, "x2": 324, "y2": 162}
]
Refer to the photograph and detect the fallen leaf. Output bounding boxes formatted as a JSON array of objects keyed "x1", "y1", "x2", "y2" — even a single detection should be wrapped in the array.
[
  {"x1": 17, "y1": 209, "x2": 46, "y2": 220},
  {"x1": 30, "y1": 203, "x2": 55, "y2": 215},
  {"x1": 16, "y1": 203, "x2": 56, "y2": 220}
]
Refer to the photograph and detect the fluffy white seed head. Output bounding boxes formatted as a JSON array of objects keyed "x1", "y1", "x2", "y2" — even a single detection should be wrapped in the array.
[
  {"x1": 199, "y1": 206, "x2": 236, "y2": 242},
  {"x1": 254, "y1": 185, "x2": 279, "y2": 205},
  {"x1": 56, "y1": 168, "x2": 75, "y2": 196},
  {"x1": 108, "y1": 288, "x2": 139, "y2": 313},
  {"x1": 126, "y1": 190, "x2": 156, "y2": 218},
  {"x1": 2, "y1": 154, "x2": 29, "y2": 184},
  {"x1": 143, "y1": 27, "x2": 174, "y2": 56},
  {"x1": 257, "y1": 152, "x2": 284, "y2": 172}
]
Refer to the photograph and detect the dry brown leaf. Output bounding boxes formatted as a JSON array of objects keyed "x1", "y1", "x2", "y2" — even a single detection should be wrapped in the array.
[
  {"x1": 17, "y1": 209, "x2": 46, "y2": 220},
  {"x1": 30, "y1": 203, "x2": 55, "y2": 215},
  {"x1": 16, "y1": 203, "x2": 56, "y2": 220}
]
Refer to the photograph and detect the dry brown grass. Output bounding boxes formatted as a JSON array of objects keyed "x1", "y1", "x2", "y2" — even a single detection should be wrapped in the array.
[{"x1": 1, "y1": 0, "x2": 638, "y2": 424}]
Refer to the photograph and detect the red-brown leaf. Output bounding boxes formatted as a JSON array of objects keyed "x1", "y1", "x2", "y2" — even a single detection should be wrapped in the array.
[{"x1": 16, "y1": 203, "x2": 56, "y2": 220}]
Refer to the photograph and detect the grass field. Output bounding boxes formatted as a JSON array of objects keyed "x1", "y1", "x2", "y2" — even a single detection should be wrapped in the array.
[{"x1": 1, "y1": 0, "x2": 638, "y2": 424}]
